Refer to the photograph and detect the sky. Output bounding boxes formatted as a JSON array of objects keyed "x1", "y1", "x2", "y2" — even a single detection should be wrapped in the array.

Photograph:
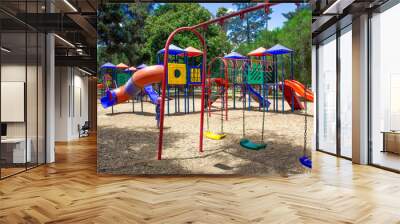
[{"x1": 199, "y1": 3, "x2": 297, "y2": 30}]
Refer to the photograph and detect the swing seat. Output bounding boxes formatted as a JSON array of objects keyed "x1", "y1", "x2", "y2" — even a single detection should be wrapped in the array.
[
  {"x1": 205, "y1": 131, "x2": 226, "y2": 140},
  {"x1": 240, "y1": 139, "x2": 266, "y2": 150},
  {"x1": 299, "y1": 156, "x2": 312, "y2": 169}
]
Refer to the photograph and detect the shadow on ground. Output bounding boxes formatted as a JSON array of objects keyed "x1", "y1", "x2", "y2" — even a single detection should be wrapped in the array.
[
  {"x1": 98, "y1": 125, "x2": 191, "y2": 175},
  {"x1": 97, "y1": 126, "x2": 310, "y2": 176}
]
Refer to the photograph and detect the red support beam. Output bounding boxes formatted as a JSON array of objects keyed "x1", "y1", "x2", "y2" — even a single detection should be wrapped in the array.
[{"x1": 158, "y1": 27, "x2": 207, "y2": 160}]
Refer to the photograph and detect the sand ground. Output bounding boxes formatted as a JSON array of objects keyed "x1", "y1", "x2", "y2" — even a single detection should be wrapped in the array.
[{"x1": 98, "y1": 96, "x2": 313, "y2": 176}]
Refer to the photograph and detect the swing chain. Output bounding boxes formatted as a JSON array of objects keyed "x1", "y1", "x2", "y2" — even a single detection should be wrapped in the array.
[
  {"x1": 261, "y1": 82, "x2": 266, "y2": 142},
  {"x1": 220, "y1": 87, "x2": 225, "y2": 134},
  {"x1": 204, "y1": 27, "x2": 210, "y2": 132},
  {"x1": 242, "y1": 84, "x2": 246, "y2": 138},
  {"x1": 303, "y1": 82, "x2": 308, "y2": 155}
]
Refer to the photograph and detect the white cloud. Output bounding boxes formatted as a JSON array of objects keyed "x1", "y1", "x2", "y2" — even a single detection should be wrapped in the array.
[{"x1": 227, "y1": 8, "x2": 235, "y2": 13}]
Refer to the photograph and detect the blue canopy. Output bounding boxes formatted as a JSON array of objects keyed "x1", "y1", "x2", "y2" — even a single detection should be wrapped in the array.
[
  {"x1": 265, "y1": 44, "x2": 293, "y2": 55},
  {"x1": 157, "y1": 44, "x2": 185, "y2": 55},
  {"x1": 100, "y1": 62, "x2": 116, "y2": 69},
  {"x1": 224, "y1": 52, "x2": 247, "y2": 60},
  {"x1": 137, "y1": 64, "x2": 147, "y2": 70}
]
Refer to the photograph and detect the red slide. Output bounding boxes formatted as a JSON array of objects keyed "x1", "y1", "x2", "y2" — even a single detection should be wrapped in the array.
[
  {"x1": 279, "y1": 84, "x2": 304, "y2": 110},
  {"x1": 284, "y1": 80, "x2": 314, "y2": 102}
]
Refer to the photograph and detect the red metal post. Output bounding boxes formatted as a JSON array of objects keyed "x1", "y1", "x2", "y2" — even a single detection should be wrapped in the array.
[
  {"x1": 158, "y1": 27, "x2": 206, "y2": 159},
  {"x1": 199, "y1": 31, "x2": 207, "y2": 153}
]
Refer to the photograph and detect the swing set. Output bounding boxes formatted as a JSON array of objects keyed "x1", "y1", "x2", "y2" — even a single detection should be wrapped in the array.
[
  {"x1": 157, "y1": 2, "x2": 311, "y2": 168},
  {"x1": 205, "y1": 57, "x2": 229, "y2": 140},
  {"x1": 240, "y1": 82, "x2": 268, "y2": 150}
]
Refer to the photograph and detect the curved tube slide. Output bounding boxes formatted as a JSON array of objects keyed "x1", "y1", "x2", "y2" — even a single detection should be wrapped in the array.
[
  {"x1": 101, "y1": 65, "x2": 164, "y2": 108},
  {"x1": 284, "y1": 80, "x2": 314, "y2": 102}
]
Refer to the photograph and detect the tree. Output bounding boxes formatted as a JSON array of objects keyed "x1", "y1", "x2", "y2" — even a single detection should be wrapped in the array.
[
  {"x1": 216, "y1": 7, "x2": 229, "y2": 17},
  {"x1": 282, "y1": 3, "x2": 311, "y2": 20},
  {"x1": 97, "y1": 3, "x2": 153, "y2": 66},
  {"x1": 235, "y1": 8, "x2": 312, "y2": 84},
  {"x1": 144, "y1": 3, "x2": 232, "y2": 64},
  {"x1": 216, "y1": 7, "x2": 229, "y2": 33},
  {"x1": 235, "y1": 28, "x2": 280, "y2": 56},
  {"x1": 227, "y1": 3, "x2": 272, "y2": 46},
  {"x1": 277, "y1": 8, "x2": 312, "y2": 84}
]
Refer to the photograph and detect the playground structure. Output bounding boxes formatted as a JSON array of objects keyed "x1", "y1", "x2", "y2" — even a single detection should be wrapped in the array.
[
  {"x1": 157, "y1": 2, "x2": 313, "y2": 168},
  {"x1": 98, "y1": 62, "x2": 136, "y2": 96},
  {"x1": 98, "y1": 62, "x2": 117, "y2": 96},
  {"x1": 99, "y1": 62, "x2": 168, "y2": 114},
  {"x1": 156, "y1": 44, "x2": 203, "y2": 115},
  {"x1": 98, "y1": 47, "x2": 313, "y2": 118},
  {"x1": 98, "y1": 2, "x2": 313, "y2": 168},
  {"x1": 100, "y1": 65, "x2": 164, "y2": 126},
  {"x1": 99, "y1": 45, "x2": 205, "y2": 116},
  {"x1": 203, "y1": 45, "x2": 313, "y2": 122},
  {"x1": 220, "y1": 44, "x2": 313, "y2": 114}
]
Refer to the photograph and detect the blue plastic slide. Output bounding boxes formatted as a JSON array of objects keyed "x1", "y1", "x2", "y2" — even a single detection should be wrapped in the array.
[
  {"x1": 246, "y1": 84, "x2": 271, "y2": 108},
  {"x1": 144, "y1": 85, "x2": 161, "y2": 127},
  {"x1": 144, "y1": 85, "x2": 160, "y2": 105}
]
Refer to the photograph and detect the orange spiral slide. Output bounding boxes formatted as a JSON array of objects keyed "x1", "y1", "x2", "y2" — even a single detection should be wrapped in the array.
[
  {"x1": 284, "y1": 80, "x2": 314, "y2": 102},
  {"x1": 100, "y1": 65, "x2": 164, "y2": 108}
]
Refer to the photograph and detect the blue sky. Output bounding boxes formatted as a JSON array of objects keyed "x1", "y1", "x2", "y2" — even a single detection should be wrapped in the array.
[{"x1": 199, "y1": 3, "x2": 297, "y2": 30}]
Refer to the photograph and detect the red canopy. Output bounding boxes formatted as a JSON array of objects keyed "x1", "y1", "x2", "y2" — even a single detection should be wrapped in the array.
[
  {"x1": 247, "y1": 47, "x2": 270, "y2": 57},
  {"x1": 181, "y1": 46, "x2": 203, "y2": 57},
  {"x1": 116, "y1": 63, "x2": 129, "y2": 69}
]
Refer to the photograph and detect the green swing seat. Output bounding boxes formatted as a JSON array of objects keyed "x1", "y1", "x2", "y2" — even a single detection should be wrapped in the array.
[{"x1": 240, "y1": 138, "x2": 267, "y2": 150}]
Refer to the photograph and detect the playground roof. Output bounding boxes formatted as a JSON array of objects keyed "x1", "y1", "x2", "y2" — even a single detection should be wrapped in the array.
[
  {"x1": 248, "y1": 47, "x2": 271, "y2": 57},
  {"x1": 181, "y1": 46, "x2": 202, "y2": 57},
  {"x1": 116, "y1": 63, "x2": 129, "y2": 69},
  {"x1": 157, "y1": 44, "x2": 185, "y2": 55},
  {"x1": 137, "y1": 64, "x2": 147, "y2": 69},
  {"x1": 265, "y1": 44, "x2": 293, "y2": 55},
  {"x1": 100, "y1": 62, "x2": 116, "y2": 69},
  {"x1": 224, "y1": 52, "x2": 247, "y2": 60},
  {"x1": 124, "y1": 66, "x2": 137, "y2": 72}
]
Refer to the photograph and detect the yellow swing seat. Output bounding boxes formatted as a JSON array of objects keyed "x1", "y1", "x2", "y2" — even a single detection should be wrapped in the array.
[{"x1": 205, "y1": 131, "x2": 226, "y2": 140}]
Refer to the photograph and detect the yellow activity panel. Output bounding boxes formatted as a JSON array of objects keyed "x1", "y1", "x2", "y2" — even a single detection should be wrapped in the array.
[
  {"x1": 168, "y1": 63, "x2": 187, "y2": 85},
  {"x1": 190, "y1": 68, "x2": 201, "y2": 83}
]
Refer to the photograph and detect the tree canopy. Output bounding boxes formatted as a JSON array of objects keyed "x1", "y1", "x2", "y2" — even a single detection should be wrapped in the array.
[
  {"x1": 144, "y1": 3, "x2": 231, "y2": 64},
  {"x1": 97, "y1": 3, "x2": 154, "y2": 67},
  {"x1": 97, "y1": 3, "x2": 312, "y2": 84},
  {"x1": 227, "y1": 3, "x2": 272, "y2": 46},
  {"x1": 235, "y1": 8, "x2": 311, "y2": 84}
]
